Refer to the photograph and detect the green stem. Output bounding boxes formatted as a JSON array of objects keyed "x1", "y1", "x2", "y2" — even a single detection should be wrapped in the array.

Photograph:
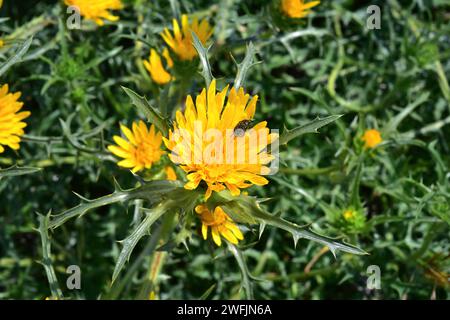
[
  {"x1": 136, "y1": 212, "x2": 176, "y2": 299},
  {"x1": 38, "y1": 214, "x2": 64, "y2": 299}
]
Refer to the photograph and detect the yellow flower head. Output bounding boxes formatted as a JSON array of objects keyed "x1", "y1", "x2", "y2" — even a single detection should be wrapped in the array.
[
  {"x1": 0, "y1": 84, "x2": 30, "y2": 154},
  {"x1": 281, "y1": 0, "x2": 320, "y2": 19},
  {"x1": 161, "y1": 14, "x2": 213, "y2": 61},
  {"x1": 143, "y1": 48, "x2": 173, "y2": 85},
  {"x1": 108, "y1": 121, "x2": 164, "y2": 173},
  {"x1": 148, "y1": 291, "x2": 156, "y2": 300},
  {"x1": 195, "y1": 204, "x2": 243, "y2": 246},
  {"x1": 64, "y1": 0, "x2": 124, "y2": 26},
  {"x1": 343, "y1": 209, "x2": 355, "y2": 221},
  {"x1": 361, "y1": 129, "x2": 382, "y2": 149},
  {"x1": 164, "y1": 80, "x2": 277, "y2": 200},
  {"x1": 165, "y1": 166, "x2": 177, "y2": 181}
]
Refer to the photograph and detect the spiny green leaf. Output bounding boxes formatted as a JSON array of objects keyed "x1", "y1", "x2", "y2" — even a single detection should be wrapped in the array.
[
  {"x1": 0, "y1": 165, "x2": 41, "y2": 180},
  {"x1": 0, "y1": 36, "x2": 33, "y2": 77},
  {"x1": 280, "y1": 115, "x2": 343, "y2": 145},
  {"x1": 37, "y1": 213, "x2": 63, "y2": 299},
  {"x1": 227, "y1": 243, "x2": 254, "y2": 299},
  {"x1": 48, "y1": 181, "x2": 182, "y2": 229},
  {"x1": 191, "y1": 31, "x2": 214, "y2": 88},
  {"x1": 112, "y1": 204, "x2": 168, "y2": 284},
  {"x1": 253, "y1": 206, "x2": 367, "y2": 256},
  {"x1": 233, "y1": 42, "x2": 257, "y2": 90},
  {"x1": 122, "y1": 87, "x2": 169, "y2": 136},
  {"x1": 219, "y1": 193, "x2": 367, "y2": 256}
]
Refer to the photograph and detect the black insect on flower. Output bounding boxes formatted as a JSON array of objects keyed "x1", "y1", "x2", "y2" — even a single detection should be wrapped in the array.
[{"x1": 233, "y1": 119, "x2": 254, "y2": 137}]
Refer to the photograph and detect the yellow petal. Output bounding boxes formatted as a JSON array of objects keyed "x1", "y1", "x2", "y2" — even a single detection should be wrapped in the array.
[
  {"x1": 211, "y1": 227, "x2": 222, "y2": 246},
  {"x1": 117, "y1": 159, "x2": 135, "y2": 168},
  {"x1": 120, "y1": 124, "x2": 136, "y2": 145},
  {"x1": 108, "y1": 145, "x2": 130, "y2": 158},
  {"x1": 202, "y1": 224, "x2": 208, "y2": 240},
  {"x1": 113, "y1": 135, "x2": 131, "y2": 150},
  {"x1": 220, "y1": 228, "x2": 238, "y2": 244},
  {"x1": 226, "y1": 222, "x2": 244, "y2": 240}
]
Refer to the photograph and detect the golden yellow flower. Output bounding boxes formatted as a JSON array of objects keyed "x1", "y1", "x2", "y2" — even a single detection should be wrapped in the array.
[
  {"x1": 161, "y1": 14, "x2": 213, "y2": 61},
  {"x1": 143, "y1": 48, "x2": 173, "y2": 85},
  {"x1": 108, "y1": 121, "x2": 164, "y2": 173},
  {"x1": 0, "y1": 84, "x2": 30, "y2": 154},
  {"x1": 0, "y1": 40, "x2": 4, "y2": 48},
  {"x1": 281, "y1": 0, "x2": 320, "y2": 19},
  {"x1": 361, "y1": 129, "x2": 382, "y2": 149},
  {"x1": 165, "y1": 166, "x2": 177, "y2": 181},
  {"x1": 164, "y1": 80, "x2": 277, "y2": 200},
  {"x1": 195, "y1": 205, "x2": 243, "y2": 246},
  {"x1": 343, "y1": 209, "x2": 355, "y2": 221},
  {"x1": 64, "y1": 0, "x2": 124, "y2": 26}
]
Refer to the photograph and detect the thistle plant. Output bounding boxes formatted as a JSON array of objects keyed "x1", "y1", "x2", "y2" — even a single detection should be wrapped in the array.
[
  {"x1": 38, "y1": 34, "x2": 366, "y2": 300},
  {"x1": 1, "y1": 0, "x2": 449, "y2": 301}
]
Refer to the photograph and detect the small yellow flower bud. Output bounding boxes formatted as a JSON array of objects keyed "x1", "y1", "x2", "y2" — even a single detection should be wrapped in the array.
[{"x1": 361, "y1": 129, "x2": 382, "y2": 149}]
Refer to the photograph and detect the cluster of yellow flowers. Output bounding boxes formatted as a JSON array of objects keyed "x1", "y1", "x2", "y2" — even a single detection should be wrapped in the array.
[
  {"x1": 143, "y1": 15, "x2": 214, "y2": 85},
  {"x1": 109, "y1": 79, "x2": 275, "y2": 246},
  {"x1": 0, "y1": 0, "x2": 381, "y2": 250},
  {"x1": 63, "y1": 0, "x2": 322, "y2": 27},
  {"x1": 103, "y1": 1, "x2": 383, "y2": 247},
  {"x1": 0, "y1": 0, "x2": 384, "y2": 247}
]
